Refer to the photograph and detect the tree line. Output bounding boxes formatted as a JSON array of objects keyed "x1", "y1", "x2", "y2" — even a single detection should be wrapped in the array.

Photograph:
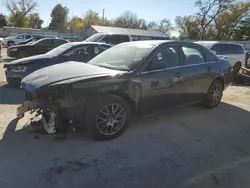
[{"x1": 0, "y1": 0, "x2": 250, "y2": 41}]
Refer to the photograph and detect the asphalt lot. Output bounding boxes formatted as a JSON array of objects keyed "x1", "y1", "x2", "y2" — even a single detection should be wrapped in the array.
[{"x1": 1, "y1": 48, "x2": 250, "y2": 188}]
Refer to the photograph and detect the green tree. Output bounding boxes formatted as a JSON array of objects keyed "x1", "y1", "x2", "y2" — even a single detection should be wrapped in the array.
[
  {"x1": 0, "y1": 13, "x2": 8, "y2": 27},
  {"x1": 213, "y1": 1, "x2": 250, "y2": 40},
  {"x1": 157, "y1": 19, "x2": 174, "y2": 36},
  {"x1": 29, "y1": 13, "x2": 43, "y2": 29},
  {"x1": 4, "y1": 0, "x2": 37, "y2": 27},
  {"x1": 49, "y1": 4, "x2": 69, "y2": 32},
  {"x1": 68, "y1": 16, "x2": 84, "y2": 33},
  {"x1": 175, "y1": 15, "x2": 200, "y2": 40},
  {"x1": 195, "y1": 0, "x2": 235, "y2": 39},
  {"x1": 82, "y1": 10, "x2": 101, "y2": 29},
  {"x1": 233, "y1": 16, "x2": 250, "y2": 40},
  {"x1": 114, "y1": 10, "x2": 145, "y2": 29}
]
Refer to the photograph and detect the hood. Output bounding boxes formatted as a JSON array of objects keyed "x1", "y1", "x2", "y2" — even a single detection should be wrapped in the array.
[
  {"x1": 22, "y1": 61, "x2": 124, "y2": 92},
  {"x1": 4, "y1": 36, "x2": 14, "y2": 40},
  {"x1": 6, "y1": 54, "x2": 53, "y2": 66}
]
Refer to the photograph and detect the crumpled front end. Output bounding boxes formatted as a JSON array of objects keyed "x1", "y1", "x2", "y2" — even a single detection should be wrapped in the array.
[{"x1": 17, "y1": 81, "x2": 89, "y2": 134}]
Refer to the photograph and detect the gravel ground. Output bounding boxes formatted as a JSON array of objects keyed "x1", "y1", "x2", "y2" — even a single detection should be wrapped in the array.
[{"x1": 0, "y1": 49, "x2": 250, "y2": 188}]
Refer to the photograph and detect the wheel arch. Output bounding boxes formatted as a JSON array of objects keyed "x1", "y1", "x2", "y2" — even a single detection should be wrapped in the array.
[
  {"x1": 106, "y1": 90, "x2": 137, "y2": 115},
  {"x1": 209, "y1": 76, "x2": 225, "y2": 91}
]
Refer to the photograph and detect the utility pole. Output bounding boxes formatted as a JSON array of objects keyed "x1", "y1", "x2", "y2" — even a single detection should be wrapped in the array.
[{"x1": 102, "y1": 9, "x2": 105, "y2": 21}]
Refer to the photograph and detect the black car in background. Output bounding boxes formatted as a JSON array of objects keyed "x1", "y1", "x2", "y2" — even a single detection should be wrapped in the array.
[
  {"x1": 4, "y1": 42, "x2": 112, "y2": 85},
  {"x1": 18, "y1": 40, "x2": 234, "y2": 140},
  {"x1": 7, "y1": 38, "x2": 69, "y2": 59}
]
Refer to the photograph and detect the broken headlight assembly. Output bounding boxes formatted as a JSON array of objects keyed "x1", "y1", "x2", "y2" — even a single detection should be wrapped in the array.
[{"x1": 11, "y1": 65, "x2": 27, "y2": 72}]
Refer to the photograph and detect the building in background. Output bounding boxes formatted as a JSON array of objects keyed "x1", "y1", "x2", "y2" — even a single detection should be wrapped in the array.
[{"x1": 84, "y1": 25, "x2": 168, "y2": 40}]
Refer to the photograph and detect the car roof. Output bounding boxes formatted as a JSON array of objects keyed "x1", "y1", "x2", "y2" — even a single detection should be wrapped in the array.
[
  {"x1": 118, "y1": 40, "x2": 198, "y2": 47},
  {"x1": 196, "y1": 41, "x2": 244, "y2": 48},
  {"x1": 66, "y1": 41, "x2": 113, "y2": 47}
]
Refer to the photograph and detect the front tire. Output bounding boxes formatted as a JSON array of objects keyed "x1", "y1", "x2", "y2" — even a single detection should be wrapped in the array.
[
  {"x1": 85, "y1": 95, "x2": 131, "y2": 140},
  {"x1": 204, "y1": 80, "x2": 223, "y2": 108},
  {"x1": 8, "y1": 41, "x2": 14, "y2": 47}
]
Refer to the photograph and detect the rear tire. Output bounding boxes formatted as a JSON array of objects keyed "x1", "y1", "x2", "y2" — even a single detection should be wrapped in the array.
[
  {"x1": 204, "y1": 80, "x2": 224, "y2": 108},
  {"x1": 84, "y1": 95, "x2": 131, "y2": 140},
  {"x1": 17, "y1": 51, "x2": 28, "y2": 59},
  {"x1": 233, "y1": 62, "x2": 241, "y2": 77}
]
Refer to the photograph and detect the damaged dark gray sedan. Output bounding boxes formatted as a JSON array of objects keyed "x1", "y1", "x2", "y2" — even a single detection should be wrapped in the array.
[{"x1": 17, "y1": 40, "x2": 234, "y2": 140}]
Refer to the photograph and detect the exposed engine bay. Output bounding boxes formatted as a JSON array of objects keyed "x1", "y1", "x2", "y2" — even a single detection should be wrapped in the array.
[{"x1": 17, "y1": 85, "x2": 89, "y2": 134}]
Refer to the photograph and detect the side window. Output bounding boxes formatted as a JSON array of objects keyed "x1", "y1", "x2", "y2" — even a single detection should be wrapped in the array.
[
  {"x1": 101, "y1": 35, "x2": 130, "y2": 45},
  {"x1": 182, "y1": 45, "x2": 205, "y2": 65},
  {"x1": 204, "y1": 49, "x2": 217, "y2": 62},
  {"x1": 25, "y1": 35, "x2": 32, "y2": 39},
  {"x1": 16, "y1": 35, "x2": 24, "y2": 39},
  {"x1": 145, "y1": 45, "x2": 180, "y2": 71},
  {"x1": 232, "y1": 44, "x2": 244, "y2": 54},
  {"x1": 211, "y1": 44, "x2": 225, "y2": 55},
  {"x1": 54, "y1": 39, "x2": 67, "y2": 46},
  {"x1": 93, "y1": 45, "x2": 110, "y2": 55},
  {"x1": 36, "y1": 39, "x2": 52, "y2": 46},
  {"x1": 66, "y1": 46, "x2": 93, "y2": 57}
]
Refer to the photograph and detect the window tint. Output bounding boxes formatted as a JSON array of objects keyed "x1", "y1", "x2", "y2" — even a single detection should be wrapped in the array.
[
  {"x1": 145, "y1": 45, "x2": 180, "y2": 71},
  {"x1": 101, "y1": 35, "x2": 130, "y2": 45},
  {"x1": 182, "y1": 45, "x2": 205, "y2": 65},
  {"x1": 36, "y1": 39, "x2": 53, "y2": 46},
  {"x1": 233, "y1": 44, "x2": 244, "y2": 54},
  {"x1": 244, "y1": 43, "x2": 250, "y2": 51},
  {"x1": 93, "y1": 45, "x2": 110, "y2": 55},
  {"x1": 25, "y1": 35, "x2": 32, "y2": 39},
  {"x1": 66, "y1": 46, "x2": 93, "y2": 57},
  {"x1": 54, "y1": 39, "x2": 67, "y2": 46},
  {"x1": 16, "y1": 35, "x2": 24, "y2": 39},
  {"x1": 204, "y1": 49, "x2": 216, "y2": 62},
  {"x1": 211, "y1": 44, "x2": 244, "y2": 55}
]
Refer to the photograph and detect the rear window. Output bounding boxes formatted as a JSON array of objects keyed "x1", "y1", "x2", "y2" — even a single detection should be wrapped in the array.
[
  {"x1": 54, "y1": 39, "x2": 68, "y2": 46},
  {"x1": 101, "y1": 35, "x2": 130, "y2": 45},
  {"x1": 211, "y1": 44, "x2": 244, "y2": 55}
]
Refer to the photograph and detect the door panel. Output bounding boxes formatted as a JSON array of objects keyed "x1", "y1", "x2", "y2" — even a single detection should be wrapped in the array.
[
  {"x1": 180, "y1": 44, "x2": 219, "y2": 103},
  {"x1": 139, "y1": 44, "x2": 183, "y2": 115},
  {"x1": 140, "y1": 68, "x2": 184, "y2": 115},
  {"x1": 33, "y1": 39, "x2": 53, "y2": 55},
  {"x1": 176, "y1": 62, "x2": 217, "y2": 103}
]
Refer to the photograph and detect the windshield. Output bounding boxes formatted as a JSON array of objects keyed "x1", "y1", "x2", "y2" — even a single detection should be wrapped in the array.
[
  {"x1": 85, "y1": 33, "x2": 105, "y2": 42},
  {"x1": 88, "y1": 42, "x2": 157, "y2": 71},
  {"x1": 46, "y1": 43, "x2": 74, "y2": 56}
]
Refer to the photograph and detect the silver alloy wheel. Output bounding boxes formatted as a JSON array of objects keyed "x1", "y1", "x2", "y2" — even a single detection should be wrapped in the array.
[
  {"x1": 41, "y1": 111, "x2": 56, "y2": 134},
  {"x1": 96, "y1": 103, "x2": 126, "y2": 135},
  {"x1": 18, "y1": 51, "x2": 27, "y2": 58},
  {"x1": 8, "y1": 42, "x2": 14, "y2": 47},
  {"x1": 209, "y1": 83, "x2": 222, "y2": 106}
]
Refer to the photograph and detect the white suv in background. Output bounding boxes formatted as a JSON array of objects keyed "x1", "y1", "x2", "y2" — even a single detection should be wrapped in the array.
[
  {"x1": 3, "y1": 34, "x2": 33, "y2": 47},
  {"x1": 196, "y1": 41, "x2": 247, "y2": 75}
]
